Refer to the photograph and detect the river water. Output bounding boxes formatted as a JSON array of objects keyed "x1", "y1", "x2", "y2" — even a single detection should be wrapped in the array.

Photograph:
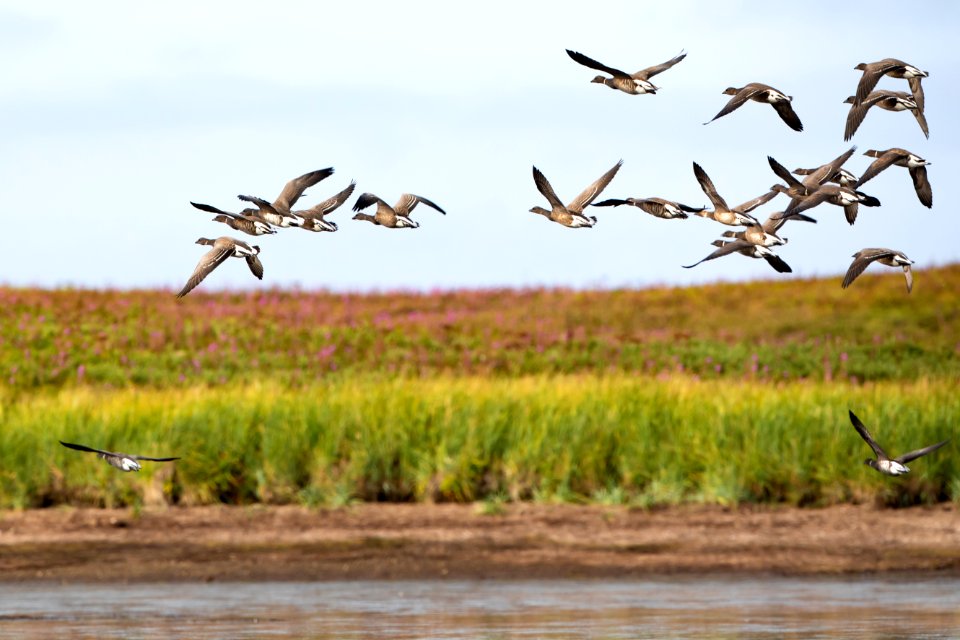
[{"x1": 1, "y1": 576, "x2": 958, "y2": 638}]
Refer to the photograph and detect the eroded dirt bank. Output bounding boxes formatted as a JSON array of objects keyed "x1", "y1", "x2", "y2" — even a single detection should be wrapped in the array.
[{"x1": 1, "y1": 503, "x2": 958, "y2": 582}]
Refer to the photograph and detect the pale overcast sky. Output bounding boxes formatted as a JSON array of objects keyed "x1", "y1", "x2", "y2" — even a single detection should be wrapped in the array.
[{"x1": 2, "y1": 1, "x2": 956, "y2": 293}]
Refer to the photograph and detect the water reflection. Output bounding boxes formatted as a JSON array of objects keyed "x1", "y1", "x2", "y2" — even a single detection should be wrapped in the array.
[{"x1": 1, "y1": 576, "x2": 958, "y2": 639}]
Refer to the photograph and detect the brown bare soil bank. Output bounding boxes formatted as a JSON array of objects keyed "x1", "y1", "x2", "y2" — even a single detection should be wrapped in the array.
[{"x1": 1, "y1": 503, "x2": 959, "y2": 583}]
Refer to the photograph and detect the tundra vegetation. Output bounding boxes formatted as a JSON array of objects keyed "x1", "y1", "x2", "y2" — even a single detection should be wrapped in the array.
[{"x1": 1, "y1": 265, "x2": 957, "y2": 508}]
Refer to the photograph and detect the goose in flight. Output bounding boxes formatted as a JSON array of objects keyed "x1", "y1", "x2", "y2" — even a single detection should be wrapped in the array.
[
  {"x1": 683, "y1": 239, "x2": 791, "y2": 273},
  {"x1": 853, "y1": 58, "x2": 928, "y2": 112},
  {"x1": 176, "y1": 236, "x2": 263, "y2": 298},
  {"x1": 60, "y1": 441, "x2": 179, "y2": 472},
  {"x1": 842, "y1": 248, "x2": 914, "y2": 293},
  {"x1": 691, "y1": 162, "x2": 775, "y2": 227},
  {"x1": 529, "y1": 161, "x2": 622, "y2": 228},
  {"x1": 704, "y1": 82, "x2": 803, "y2": 131},
  {"x1": 189, "y1": 202, "x2": 276, "y2": 236},
  {"x1": 789, "y1": 146, "x2": 859, "y2": 191},
  {"x1": 592, "y1": 197, "x2": 705, "y2": 220},
  {"x1": 792, "y1": 166, "x2": 858, "y2": 188},
  {"x1": 849, "y1": 410, "x2": 948, "y2": 476},
  {"x1": 352, "y1": 192, "x2": 446, "y2": 228},
  {"x1": 297, "y1": 181, "x2": 357, "y2": 232},
  {"x1": 238, "y1": 167, "x2": 335, "y2": 227},
  {"x1": 856, "y1": 148, "x2": 932, "y2": 208},
  {"x1": 717, "y1": 209, "x2": 816, "y2": 248},
  {"x1": 843, "y1": 91, "x2": 928, "y2": 141},
  {"x1": 565, "y1": 49, "x2": 686, "y2": 95},
  {"x1": 768, "y1": 154, "x2": 879, "y2": 225},
  {"x1": 237, "y1": 194, "x2": 306, "y2": 228}
]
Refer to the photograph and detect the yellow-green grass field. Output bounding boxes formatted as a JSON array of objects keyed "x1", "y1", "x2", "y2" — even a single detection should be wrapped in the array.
[{"x1": 1, "y1": 377, "x2": 956, "y2": 509}]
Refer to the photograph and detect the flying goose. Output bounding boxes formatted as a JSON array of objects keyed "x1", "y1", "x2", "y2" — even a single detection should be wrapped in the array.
[
  {"x1": 296, "y1": 181, "x2": 358, "y2": 232},
  {"x1": 592, "y1": 197, "x2": 705, "y2": 220},
  {"x1": 843, "y1": 91, "x2": 928, "y2": 141},
  {"x1": 792, "y1": 166, "x2": 859, "y2": 188},
  {"x1": 784, "y1": 184, "x2": 880, "y2": 225},
  {"x1": 849, "y1": 410, "x2": 947, "y2": 476},
  {"x1": 260, "y1": 167, "x2": 333, "y2": 213},
  {"x1": 789, "y1": 146, "x2": 859, "y2": 191},
  {"x1": 237, "y1": 194, "x2": 306, "y2": 228},
  {"x1": 565, "y1": 49, "x2": 686, "y2": 95},
  {"x1": 351, "y1": 192, "x2": 446, "y2": 228},
  {"x1": 856, "y1": 148, "x2": 932, "y2": 208},
  {"x1": 853, "y1": 58, "x2": 928, "y2": 112},
  {"x1": 529, "y1": 161, "x2": 622, "y2": 228},
  {"x1": 704, "y1": 82, "x2": 803, "y2": 131},
  {"x1": 691, "y1": 162, "x2": 775, "y2": 226},
  {"x1": 768, "y1": 155, "x2": 879, "y2": 224},
  {"x1": 177, "y1": 236, "x2": 263, "y2": 298},
  {"x1": 842, "y1": 248, "x2": 914, "y2": 293},
  {"x1": 768, "y1": 155, "x2": 816, "y2": 202},
  {"x1": 60, "y1": 440, "x2": 179, "y2": 472},
  {"x1": 683, "y1": 239, "x2": 791, "y2": 273},
  {"x1": 189, "y1": 202, "x2": 276, "y2": 236},
  {"x1": 718, "y1": 209, "x2": 817, "y2": 247},
  {"x1": 237, "y1": 167, "x2": 335, "y2": 227}
]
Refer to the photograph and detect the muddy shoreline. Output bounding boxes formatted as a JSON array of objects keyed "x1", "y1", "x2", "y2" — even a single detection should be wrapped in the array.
[{"x1": 1, "y1": 503, "x2": 958, "y2": 583}]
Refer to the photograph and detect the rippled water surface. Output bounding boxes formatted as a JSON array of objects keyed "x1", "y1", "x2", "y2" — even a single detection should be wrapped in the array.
[{"x1": 1, "y1": 576, "x2": 959, "y2": 639}]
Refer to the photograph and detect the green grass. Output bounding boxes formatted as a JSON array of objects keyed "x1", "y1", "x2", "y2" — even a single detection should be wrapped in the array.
[{"x1": 1, "y1": 377, "x2": 955, "y2": 509}]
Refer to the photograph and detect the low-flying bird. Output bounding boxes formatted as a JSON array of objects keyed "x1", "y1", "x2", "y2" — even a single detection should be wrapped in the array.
[
  {"x1": 296, "y1": 181, "x2": 357, "y2": 232},
  {"x1": 60, "y1": 441, "x2": 180, "y2": 472},
  {"x1": 177, "y1": 237, "x2": 263, "y2": 298},
  {"x1": 853, "y1": 58, "x2": 928, "y2": 112},
  {"x1": 529, "y1": 161, "x2": 622, "y2": 228},
  {"x1": 591, "y1": 197, "x2": 705, "y2": 220},
  {"x1": 565, "y1": 49, "x2": 686, "y2": 95},
  {"x1": 856, "y1": 148, "x2": 932, "y2": 208},
  {"x1": 842, "y1": 248, "x2": 914, "y2": 293},
  {"x1": 691, "y1": 162, "x2": 776, "y2": 226},
  {"x1": 843, "y1": 91, "x2": 928, "y2": 141},
  {"x1": 352, "y1": 193, "x2": 446, "y2": 228},
  {"x1": 704, "y1": 82, "x2": 803, "y2": 131},
  {"x1": 683, "y1": 239, "x2": 791, "y2": 273},
  {"x1": 849, "y1": 410, "x2": 948, "y2": 476},
  {"x1": 189, "y1": 202, "x2": 276, "y2": 236}
]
